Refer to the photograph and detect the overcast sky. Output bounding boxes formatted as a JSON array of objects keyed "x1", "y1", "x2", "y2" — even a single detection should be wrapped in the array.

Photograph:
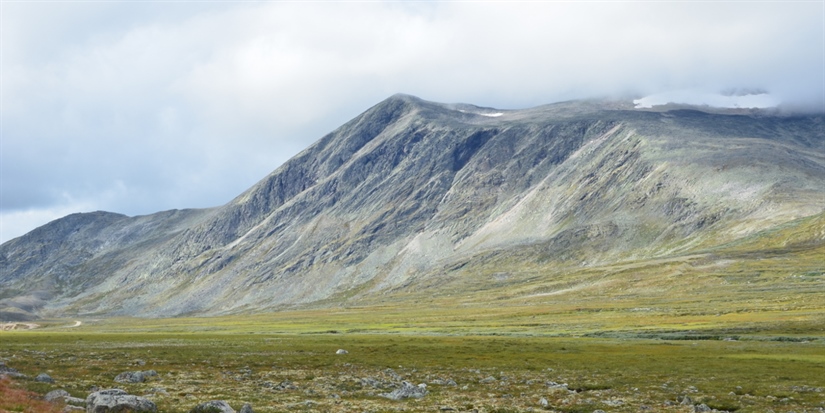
[{"x1": 1, "y1": 1, "x2": 823, "y2": 243}]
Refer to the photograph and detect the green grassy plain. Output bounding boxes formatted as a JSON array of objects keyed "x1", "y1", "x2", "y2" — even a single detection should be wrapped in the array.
[{"x1": 1, "y1": 302, "x2": 823, "y2": 413}]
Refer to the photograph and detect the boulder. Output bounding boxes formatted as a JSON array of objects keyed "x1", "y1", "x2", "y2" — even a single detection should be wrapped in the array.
[
  {"x1": 86, "y1": 389, "x2": 157, "y2": 413},
  {"x1": 0, "y1": 362, "x2": 25, "y2": 379},
  {"x1": 45, "y1": 389, "x2": 71, "y2": 402},
  {"x1": 114, "y1": 371, "x2": 145, "y2": 383},
  {"x1": 36, "y1": 373, "x2": 55, "y2": 383},
  {"x1": 380, "y1": 381, "x2": 428, "y2": 401},
  {"x1": 189, "y1": 400, "x2": 236, "y2": 413},
  {"x1": 335, "y1": 349, "x2": 348, "y2": 355},
  {"x1": 238, "y1": 403, "x2": 253, "y2": 413},
  {"x1": 114, "y1": 370, "x2": 156, "y2": 384}
]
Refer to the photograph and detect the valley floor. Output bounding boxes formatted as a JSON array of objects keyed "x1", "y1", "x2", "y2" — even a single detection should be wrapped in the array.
[{"x1": 1, "y1": 310, "x2": 823, "y2": 413}]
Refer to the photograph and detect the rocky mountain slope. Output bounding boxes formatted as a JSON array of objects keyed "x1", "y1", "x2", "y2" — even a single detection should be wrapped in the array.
[{"x1": 1, "y1": 94, "x2": 823, "y2": 319}]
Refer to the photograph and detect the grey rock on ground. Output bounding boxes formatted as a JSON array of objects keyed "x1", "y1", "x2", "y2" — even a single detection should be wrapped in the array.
[
  {"x1": 36, "y1": 373, "x2": 55, "y2": 383},
  {"x1": 114, "y1": 370, "x2": 157, "y2": 384},
  {"x1": 238, "y1": 403, "x2": 253, "y2": 413},
  {"x1": 46, "y1": 389, "x2": 71, "y2": 402},
  {"x1": 86, "y1": 389, "x2": 157, "y2": 413},
  {"x1": 190, "y1": 400, "x2": 236, "y2": 413},
  {"x1": 380, "y1": 381, "x2": 428, "y2": 400},
  {"x1": 0, "y1": 362, "x2": 25, "y2": 379},
  {"x1": 336, "y1": 349, "x2": 348, "y2": 355}
]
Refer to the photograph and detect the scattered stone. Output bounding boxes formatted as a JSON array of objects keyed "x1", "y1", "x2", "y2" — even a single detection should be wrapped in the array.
[
  {"x1": 693, "y1": 404, "x2": 712, "y2": 412},
  {"x1": 380, "y1": 381, "x2": 428, "y2": 400},
  {"x1": 679, "y1": 395, "x2": 694, "y2": 405},
  {"x1": 146, "y1": 387, "x2": 169, "y2": 396},
  {"x1": 336, "y1": 349, "x2": 349, "y2": 355},
  {"x1": 63, "y1": 406, "x2": 85, "y2": 412},
  {"x1": 791, "y1": 385, "x2": 823, "y2": 393},
  {"x1": 190, "y1": 400, "x2": 236, "y2": 413},
  {"x1": 238, "y1": 403, "x2": 253, "y2": 413},
  {"x1": 546, "y1": 381, "x2": 569, "y2": 391},
  {"x1": 538, "y1": 397, "x2": 549, "y2": 407},
  {"x1": 439, "y1": 406, "x2": 455, "y2": 411},
  {"x1": 51, "y1": 390, "x2": 86, "y2": 407},
  {"x1": 360, "y1": 377, "x2": 384, "y2": 389},
  {"x1": 66, "y1": 396, "x2": 87, "y2": 406},
  {"x1": 480, "y1": 376, "x2": 497, "y2": 384},
  {"x1": 86, "y1": 389, "x2": 157, "y2": 413},
  {"x1": 0, "y1": 362, "x2": 25, "y2": 379},
  {"x1": 46, "y1": 389, "x2": 71, "y2": 402},
  {"x1": 384, "y1": 368, "x2": 402, "y2": 381},
  {"x1": 593, "y1": 410, "x2": 607, "y2": 413},
  {"x1": 36, "y1": 373, "x2": 56, "y2": 383},
  {"x1": 114, "y1": 371, "x2": 151, "y2": 383},
  {"x1": 133, "y1": 359, "x2": 146, "y2": 366},
  {"x1": 263, "y1": 380, "x2": 297, "y2": 391}
]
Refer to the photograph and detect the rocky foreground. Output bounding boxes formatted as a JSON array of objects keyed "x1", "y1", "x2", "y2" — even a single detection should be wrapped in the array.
[{"x1": 2, "y1": 355, "x2": 823, "y2": 413}]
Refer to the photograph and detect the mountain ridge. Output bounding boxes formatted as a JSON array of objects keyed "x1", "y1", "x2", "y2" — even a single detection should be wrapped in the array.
[{"x1": 1, "y1": 95, "x2": 823, "y2": 319}]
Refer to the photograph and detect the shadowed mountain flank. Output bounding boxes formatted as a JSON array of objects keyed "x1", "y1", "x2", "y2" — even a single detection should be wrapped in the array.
[{"x1": 2, "y1": 95, "x2": 823, "y2": 318}]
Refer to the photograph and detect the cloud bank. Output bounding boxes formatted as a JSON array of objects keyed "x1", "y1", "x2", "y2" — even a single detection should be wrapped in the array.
[{"x1": 2, "y1": 1, "x2": 823, "y2": 242}]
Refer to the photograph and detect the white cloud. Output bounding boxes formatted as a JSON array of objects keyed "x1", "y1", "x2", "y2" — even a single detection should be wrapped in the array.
[
  {"x1": 1, "y1": 1, "x2": 823, "y2": 242},
  {"x1": 633, "y1": 90, "x2": 780, "y2": 109}
]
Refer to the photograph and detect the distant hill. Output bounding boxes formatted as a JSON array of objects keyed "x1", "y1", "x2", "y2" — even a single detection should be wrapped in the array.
[{"x1": 2, "y1": 94, "x2": 823, "y2": 318}]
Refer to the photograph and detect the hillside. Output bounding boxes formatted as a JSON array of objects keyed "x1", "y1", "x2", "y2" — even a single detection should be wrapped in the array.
[{"x1": 1, "y1": 94, "x2": 823, "y2": 319}]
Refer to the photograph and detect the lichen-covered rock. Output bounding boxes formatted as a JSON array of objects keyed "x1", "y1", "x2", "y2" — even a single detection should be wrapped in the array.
[
  {"x1": 45, "y1": 389, "x2": 71, "y2": 402},
  {"x1": 114, "y1": 370, "x2": 156, "y2": 384},
  {"x1": 238, "y1": 403, "x2": 253, "y2": 413},
  {"x1": 189, "y1": 400, "x2": 236, "y2": 413},
  {"x1": 380, "y1": 381, "x2": 428, "y2": 400},
  {"x1": 85, "y1": 389, "x2": 157, "y2": 413},
  {"x1": 0, "y1": 362, "x2": 25, "y2": 379},
  {"x1": 36, "y1": 373, "x2": 55, "y2": 383}
]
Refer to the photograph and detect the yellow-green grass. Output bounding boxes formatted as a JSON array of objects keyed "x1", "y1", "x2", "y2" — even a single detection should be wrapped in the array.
[{"x1": 2, "y1": 330, "x2": 825, "y2": 413}]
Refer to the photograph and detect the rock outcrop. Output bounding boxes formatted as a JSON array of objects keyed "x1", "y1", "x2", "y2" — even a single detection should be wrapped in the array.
[{"x1": 85, "y1": 389, "x2": 157, "y2": 413}]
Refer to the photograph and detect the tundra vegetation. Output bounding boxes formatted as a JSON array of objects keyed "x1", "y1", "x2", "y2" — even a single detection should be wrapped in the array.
[{"x1": 2, "y1": 231, "x2": 823, "y2": 413}]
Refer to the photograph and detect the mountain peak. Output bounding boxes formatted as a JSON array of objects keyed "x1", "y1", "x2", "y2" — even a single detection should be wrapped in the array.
[{"x1": 1, "y1": 96, "x2": 823, "y2": 318}]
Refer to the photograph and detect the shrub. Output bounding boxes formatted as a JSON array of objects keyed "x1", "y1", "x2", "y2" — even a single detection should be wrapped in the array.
[{"x1": 0, "y1": 377, "x2": 64, "y2": 413}]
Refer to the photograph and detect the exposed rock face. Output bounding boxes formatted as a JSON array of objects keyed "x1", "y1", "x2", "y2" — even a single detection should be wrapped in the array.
[
  {"x1": 85, "y1": 389, "x2": 157, "y2": 413},
  {"x1": 1, "y1": 95, "x2": 823, "y2": 317}
]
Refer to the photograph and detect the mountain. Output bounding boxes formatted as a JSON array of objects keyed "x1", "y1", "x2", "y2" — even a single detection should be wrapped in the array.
[{"x1": 1, "y1": 94, "x2": 824, "y2": 319}]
